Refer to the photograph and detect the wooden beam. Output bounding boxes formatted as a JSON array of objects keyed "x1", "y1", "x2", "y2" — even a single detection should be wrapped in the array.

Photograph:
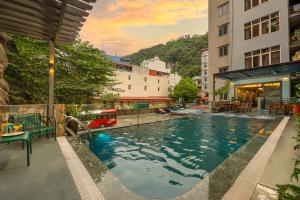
[
  {"x1": 54, "y1": 0, "x2": 68, "y2": 42},
  {"x1": 0, "y1": 25, "x2": 49, "y2": 40},
  {"x1": 66, "y1": 0, "x2": 93, "y2": 11}
]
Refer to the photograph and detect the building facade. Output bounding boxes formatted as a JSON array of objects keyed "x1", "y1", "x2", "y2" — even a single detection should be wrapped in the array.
[
  {"x1": 209, "y1": 0, "x2": 300, "y2": 107},
  {"x1": 208, "y1": 0, "x2": 231, "y2": 101},
  {"x1": 201, "y1": 49, "x2": 209, "y2": 97}
]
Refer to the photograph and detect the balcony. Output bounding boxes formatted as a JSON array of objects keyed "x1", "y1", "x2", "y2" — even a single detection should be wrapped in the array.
[{"x1": 289, "y1": 4, "x2": 300, "y2": 27}]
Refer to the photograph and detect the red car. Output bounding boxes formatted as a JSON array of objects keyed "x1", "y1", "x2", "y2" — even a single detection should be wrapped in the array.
[{"x1": 79, "y1": 109, "x2": 117, "y2": 129}]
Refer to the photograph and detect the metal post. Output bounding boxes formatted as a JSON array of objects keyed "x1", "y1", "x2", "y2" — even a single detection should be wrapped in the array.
[
  {"x1": 49, "y1": 40, "x2": 55, "y2": 119},
  {"x1": 213, "y1": 74, "x2": 216, "y2": 102}
]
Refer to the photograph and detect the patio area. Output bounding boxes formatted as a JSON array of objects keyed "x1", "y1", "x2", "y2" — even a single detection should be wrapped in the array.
[{"x1": 0, "y1": 138, "x2": 81, "y2": 200}]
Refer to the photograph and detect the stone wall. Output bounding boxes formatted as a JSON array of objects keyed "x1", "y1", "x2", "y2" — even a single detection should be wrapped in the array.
[
  {"x1": 0, "y1": 104, "x2": 65, "y2": 137},
  {"x1": 0, "y1": 43, "x2": 9, "y2": 105}
]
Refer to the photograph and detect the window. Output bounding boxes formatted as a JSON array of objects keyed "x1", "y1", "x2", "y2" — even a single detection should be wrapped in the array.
[
  {"x1": 270, "y1": 12, "x2": 279, "y2": 33},
  {"x1": 243, "y1": 45, "x2": 280, "y2": 68},
  {"x1": 271, "y1": 45, "x2": 280, "y2": 64},
  {"x1": 244, "y1": 0, "x2": 251, "y2": 11},
  {"x1": 218, "y1": 2, "x2": 229, "y2": 17},
  {"x1": 252, "y1": 0, "x2": 259, "y2": 7},
  {"x1": 245, "y1": 0, "x2": 269, "y2": 11},
  {"x1": 252, "y1": 50, "x2": 260, "y2": 67},
  {"x1": 261, "y1": 15, "x2": 270, "y2": 34},
  {"x1": 158, "y1": 87, "x2": 160, "y2": 92},
  {"x1": 261, "y1": 48, "x2": 270, "y2": 66},
  {"x1": 158, "y1": 79, "x2": 160, "y2": 83},
  {"x1": 244, "y1": 11, "x2": 279, "y2": 40},
  {"x1": 244, "y1": 52, "x2": 252, "y2": 69},
  {"x1": 144, "y1": 86, "x2": 147, "y2": 91},
  {"x1": 219, "y1": 23, "x2": 228, "y2": 36},
  {"x1": 128, "y1": 75, "x2": 131, "y2": 80},
  {"x1": 144, "y1": 77, "x2": 147, "y2": 82},
  {"x1": 219, "y1": 66, "x2": 229, "y2": 73},
  {"x1": 252, "y1": 19, "x2": 260, "y2": 38},
  {"x1": 128, "y1": 85, "x2": 131, "y2": 90},
  {"x1": 219, "y1": 45, "x2": 229, "y2": 57},
  {"x1": 244, "y1": 23, "x2": 252, "y2": 40}
]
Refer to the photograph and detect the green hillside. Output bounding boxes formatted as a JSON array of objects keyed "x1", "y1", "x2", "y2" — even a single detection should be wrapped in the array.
[{"x1": 126, "y1": 33, "x2": 208, "y2": 78}]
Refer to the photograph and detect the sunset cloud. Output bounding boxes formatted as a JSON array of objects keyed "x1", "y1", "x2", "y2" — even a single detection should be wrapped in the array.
[{"x1": 80, "y1": 0, "x2": 208, "y2": 55}]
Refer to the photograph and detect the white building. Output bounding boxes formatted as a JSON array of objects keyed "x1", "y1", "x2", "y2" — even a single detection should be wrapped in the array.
[
  {"x1": 141, "y1": 56, "x2": 181, "y2": 89},
  {"x1": 201, "y1": 49, "x2": 209, "y2": 97},
  {"x1": 141, "y1": 56, "x2": 170, "y2": 73}
]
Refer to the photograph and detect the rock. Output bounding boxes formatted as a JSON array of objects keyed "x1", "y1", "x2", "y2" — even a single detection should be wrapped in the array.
[{"x1": 0, "y1": 43, "x2": 9, "y2": 105}]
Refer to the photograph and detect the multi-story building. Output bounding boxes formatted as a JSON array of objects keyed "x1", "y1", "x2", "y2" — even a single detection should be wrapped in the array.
[
  {"x1": 209, "y1": 0, "x2": 300, "y2": 108},
  {"x1": 208, "y1": 0, "x2": 231, "y2": 102},
  {"x1": 96, "y1": 56, "x2": 175, "y2": 109},
  {"x1": 201, "y1": 49, "x2": 209, "y2": 97},
  {"x1": 141, "y1": 56, "x2": 182, "y2": 90}
]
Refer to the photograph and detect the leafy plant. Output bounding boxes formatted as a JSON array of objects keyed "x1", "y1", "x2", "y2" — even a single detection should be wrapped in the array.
[
  {"x1": 171, "y1": 78, "x2": 199, "y2": 106},
  {"x1": 214, "y1": 81, "x2": 232, "y2": 99},
  {"x1": 65, "y1": 104, "x2": 82, "y2": 118},
  {"x1": 5, "y1": 34, "x2": 117, "y2": 104}
]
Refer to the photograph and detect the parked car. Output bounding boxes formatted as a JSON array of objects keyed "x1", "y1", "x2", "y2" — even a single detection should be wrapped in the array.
[{"x1": 154, "y1": 108, "x2": 167, "y2": 114}]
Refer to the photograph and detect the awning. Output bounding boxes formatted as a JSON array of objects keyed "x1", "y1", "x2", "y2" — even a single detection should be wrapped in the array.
[
  {"x1": 0, "y1": 0, "x2": 96, "y2": 43},
  {"x1": 215, "y1": 60, "x2": 300, "y2": 81}
]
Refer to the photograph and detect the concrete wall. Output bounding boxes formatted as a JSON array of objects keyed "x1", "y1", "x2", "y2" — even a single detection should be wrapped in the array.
[
  {"x1": 231, "y1": 0, "x2": 290, "y2": 70},
  {"x1": 113, "y1": 65, "x2": 169, "y2": 97},
  {"x1": 208, "y1": 0, "x2": 231, "y2": 101},
  {"x1": 0, "y1": 104, "x2": 65, "y2": 137}
]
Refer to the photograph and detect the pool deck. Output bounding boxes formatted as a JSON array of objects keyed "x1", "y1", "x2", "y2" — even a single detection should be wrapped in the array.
[
  {"x1": 0, "y1": 138, "x2": 81, "y2": 200},
  {"x1": 222, "y1": 117, "x2": 290, "y2": 200},
  {"x1": 251, "y1": 117, "x2": 300, "y2": 199}
]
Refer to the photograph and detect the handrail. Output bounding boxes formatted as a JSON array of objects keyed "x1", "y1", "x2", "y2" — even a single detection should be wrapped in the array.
[{"x1": 65, "y1": 116, "x2": 93, "y2": 143}]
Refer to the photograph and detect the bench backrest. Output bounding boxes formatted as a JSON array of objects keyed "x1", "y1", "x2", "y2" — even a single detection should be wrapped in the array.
[{"x1": 10, "y1": 113, "x2": 42, "y2": 131}]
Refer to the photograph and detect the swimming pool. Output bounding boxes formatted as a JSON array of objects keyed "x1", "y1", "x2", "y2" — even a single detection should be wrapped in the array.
[{"x1": 84, "y1": 114, "x2": 272, "y2": 199}]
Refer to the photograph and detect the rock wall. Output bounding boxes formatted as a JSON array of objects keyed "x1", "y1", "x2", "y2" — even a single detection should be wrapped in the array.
[{"x1": 0, "y1": 43, "x2": 9, "y2": 105}]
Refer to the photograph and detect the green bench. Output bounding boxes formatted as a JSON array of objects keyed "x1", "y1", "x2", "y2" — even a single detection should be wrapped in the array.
[{"x1": 9, "y1": 113, "x2": 56, "y2": 140}]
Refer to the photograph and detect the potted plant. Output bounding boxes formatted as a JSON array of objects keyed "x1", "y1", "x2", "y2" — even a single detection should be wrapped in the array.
[{"x1": 292, "y1": 83, "x2": 300, "y2": 117}]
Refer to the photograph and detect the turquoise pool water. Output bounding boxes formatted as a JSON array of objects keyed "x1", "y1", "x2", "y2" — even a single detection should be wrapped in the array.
[{"x1": 85, "y1": 114, "x2": 271, "y2": 199}]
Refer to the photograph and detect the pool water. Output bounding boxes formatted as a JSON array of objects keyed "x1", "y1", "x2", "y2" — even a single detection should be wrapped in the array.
[{"x1": 85, "y1": 114, "x2": 271, "y2": 199}]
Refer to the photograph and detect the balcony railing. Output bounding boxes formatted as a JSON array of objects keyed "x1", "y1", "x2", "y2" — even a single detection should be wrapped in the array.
[{"x1": 290, "y1": 4, "x2": 300, "y2": 15}]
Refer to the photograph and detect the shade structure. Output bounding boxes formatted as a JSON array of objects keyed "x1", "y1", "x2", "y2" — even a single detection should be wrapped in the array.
[
  {"x1": 215, "y1": 60, "x2": 300, "y2": 81},
  {"x1": 0, "y1": 0, "x2": 96, "y2": 43},
  {"x1": 0, "y1": 0, "x2": 97, "y2": 134}
]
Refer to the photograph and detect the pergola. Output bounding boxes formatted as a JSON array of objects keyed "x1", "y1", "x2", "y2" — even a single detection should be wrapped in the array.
[{"x1": 0, "y1": 0, "x2": 97, "y2": 117}]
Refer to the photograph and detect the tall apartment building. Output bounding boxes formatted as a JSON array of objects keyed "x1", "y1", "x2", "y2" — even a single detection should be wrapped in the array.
[
  {"x1": 209, "y1": 0, "x2": 300, "y2": 108},
  {"x1": 208, "y1": 0, "x2": 231, "y2": 102},
  {"x1": 201, "y1": 49, "x2": 209, "y2": 97}
]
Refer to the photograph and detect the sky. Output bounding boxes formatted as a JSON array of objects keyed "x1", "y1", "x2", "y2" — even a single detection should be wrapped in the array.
[{"x1": 80, "y1": 0, "x2": 208, "y2": 56}]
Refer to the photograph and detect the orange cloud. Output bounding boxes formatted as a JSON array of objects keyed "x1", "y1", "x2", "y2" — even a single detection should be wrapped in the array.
[{"x1": 80, "y1": 0, "x2": 208, "y2": 55}]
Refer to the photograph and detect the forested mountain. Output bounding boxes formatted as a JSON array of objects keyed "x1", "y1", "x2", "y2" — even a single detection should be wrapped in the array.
[{"x1": 126, "y1": 33, "x2": 208, "y2": 78}]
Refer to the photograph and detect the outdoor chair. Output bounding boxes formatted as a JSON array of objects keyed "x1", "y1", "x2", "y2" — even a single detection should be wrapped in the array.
[
  {"x1": 234, "y1": 102, "x2": 250, "y2": 113},
  {"x1": 9, "y1": 113, "x2": 56, "y2": 139}
]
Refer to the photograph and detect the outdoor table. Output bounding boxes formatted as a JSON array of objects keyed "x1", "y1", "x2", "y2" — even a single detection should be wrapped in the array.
[{"x1": 0, "y1": 131, "x2": 32, "y2": 166}]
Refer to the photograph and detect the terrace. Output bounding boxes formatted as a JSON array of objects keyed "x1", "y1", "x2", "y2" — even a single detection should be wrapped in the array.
[{"x1": 0, "y1": 1, "x2": 299, "y2": 200}]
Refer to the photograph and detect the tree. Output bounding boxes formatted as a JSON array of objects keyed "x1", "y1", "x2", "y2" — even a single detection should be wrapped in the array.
[
  {"x1": 214, "y1": 81, "x2": 232, "y2": 100},
  {"x1": 171, "y1": 78, "x2": 199, "y2": 106},
  {"x1": 126, "y1": 33, "x2": 208, "y2": 78},
  {"x1": 5, "y1": 34, "x2": 116, "y2": 104}
]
